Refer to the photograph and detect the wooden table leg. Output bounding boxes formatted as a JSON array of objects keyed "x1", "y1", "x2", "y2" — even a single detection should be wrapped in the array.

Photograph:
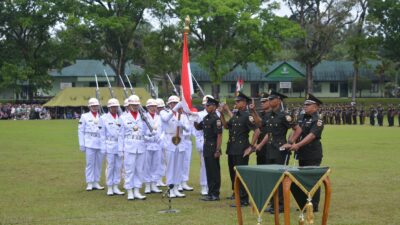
[
  {"x1": 234, "y1": 175, "x2": 243, "y2": 225},
  {"x1": 322, "y1": 176, "x2": 331, "y2": 225},
  {"x1": 274, "y1": 188, "x2": 280, "y2": 225},
  {"x1": 282, "y1": 176, "x2": 292, "y2": 225}
]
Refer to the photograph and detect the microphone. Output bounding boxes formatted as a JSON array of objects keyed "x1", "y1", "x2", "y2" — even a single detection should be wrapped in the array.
[{"x1": 163, "y1": 184, "x2": 175, "y2": 198}]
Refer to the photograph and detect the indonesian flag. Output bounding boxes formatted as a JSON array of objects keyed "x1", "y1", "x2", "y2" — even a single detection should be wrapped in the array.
[
  {"x1": 235, "y1": 78, "x2": 244, "y2": 95},
  {"x1": 180, "y1": 30, "x2": 197, "y2": 113}
]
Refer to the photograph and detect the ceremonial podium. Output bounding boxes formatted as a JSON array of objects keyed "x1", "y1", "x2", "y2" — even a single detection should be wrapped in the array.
[{"x1": 233, "y1": 165, "x2": 331, "y2": 225}]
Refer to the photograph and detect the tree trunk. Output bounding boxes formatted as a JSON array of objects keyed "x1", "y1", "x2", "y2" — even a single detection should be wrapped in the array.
[
  {"x1": 306, "y1": 63, "x2": 313, "y2": 94},
  {"x1": 352, "y1": 66, "x2": 358, "y2": 102},
  {"x1": 212, "y1": 84, "x2": 219, "y2": 99}
]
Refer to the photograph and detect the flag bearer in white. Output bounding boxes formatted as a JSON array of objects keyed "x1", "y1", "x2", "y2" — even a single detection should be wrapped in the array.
[
  {"x1": 155, "y1": 98, "x2": 167, "y2": 187},
  {"x1": 118, "y1": 95, "x2": 148, "y2": 200},
  {"x1": 78, "y1": 98, "x2": 104, "y2": 191},
  {"x1": 160, "y1": 95, "x2": 190, "y2": 198},
  {"x1": 180, "y1": 114, "x2": 194, "y2": 192},
  {"x1": 100, "y1": 98, "x2": 125, "y2": 196},
  {"x1": 143, "y1": 99, "x2": 163, "y2": 194}
]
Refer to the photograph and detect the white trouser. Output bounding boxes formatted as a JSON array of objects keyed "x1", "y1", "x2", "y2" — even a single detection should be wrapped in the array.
[
  {"x1": 166, "y1": 149, "x2": 185, "y2": 185},
  {"x1": 157, "y1": 148, "x2": 166, "y2": 178},
  {"x1": 105, "y1": 153, "x2": 123, "y2": 186},
  {"x1": 143, "y1": 150, "x2": 162, "y2": 183},
  {"x1": 199, "y1": 151, "x2": 207, "y2": 186},
  {"x1": 85, "y1": 148, "x2": 104, "y2": 183},
  {"x1": 181, "y1": 141, "x2": 192, "y2": 182},
  {"x1": 123, "y1": 152, "x2": 145, "y2": 190}
]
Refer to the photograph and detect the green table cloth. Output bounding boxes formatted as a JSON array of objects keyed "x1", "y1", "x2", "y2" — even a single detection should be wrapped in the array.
[{"x1": 235, "y1": 165, "x2": 330, "y2": 216}]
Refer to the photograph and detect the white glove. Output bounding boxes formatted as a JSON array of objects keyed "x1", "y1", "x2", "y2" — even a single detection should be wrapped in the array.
[
  {"x1": 189, "y1": 113, "x2": 199, "y2": 122},
  {"x1": 172, "y1": 102, "x2": 182, "y2": 112},
  {"x1": 80, "y1": 146, "x2": 86, "y2": 152}
]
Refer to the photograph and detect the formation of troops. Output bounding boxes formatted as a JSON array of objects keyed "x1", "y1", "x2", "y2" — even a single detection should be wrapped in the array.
[
  {"x1": 80, "y1": 89, "x2": 392, "y2": 214},
  {"x1": 286, "y1": 103, "x2": 400, "y2": 127}
]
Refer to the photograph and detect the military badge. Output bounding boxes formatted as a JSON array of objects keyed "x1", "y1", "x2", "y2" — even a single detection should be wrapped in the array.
[
  {"x1": 133, "y1": 125, "x2": 139, "y2": 131},
  {"x1": 317, "y1": 119, "x2": 323, "y2": 127},
  {"x1": 286, "y1": 115, "x2": 292, "y2": 122}
]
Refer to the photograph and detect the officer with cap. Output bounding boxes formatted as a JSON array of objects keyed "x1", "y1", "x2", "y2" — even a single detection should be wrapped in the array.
[
  {"x1": 143, "y1": 99, "x2": 163, "y2": 194},
  {"x1": 99, "y1": 98, "x2": 125, "y2": 196},
  {"x1": 118, "y1": 95, "x2": 148, "y2": 200},
  {"x1": 219, "y1": 91, "x2": 261, "y2": 206},
  {"x1": 78, "y1": 98, "x2": 105, "y2": 191},
  {"x1": 283, "y1": 93, "x2": 324, "y2": 212},
  {"x1": 251, "y1": 92, "x2": 271, "y2": 165},
  {"x1": 194, "y1": 97, "x2": 223, "y2": 201},
  {"x1": 252, "y1": 90, "x2": 302, "y2": 214},
  {"x1": 193, "y1": 95, "x2": 215, "y2": 196}
]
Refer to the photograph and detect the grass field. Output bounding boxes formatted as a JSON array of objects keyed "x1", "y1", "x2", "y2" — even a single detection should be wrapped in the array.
[{"x1": 0, "y1": 120, "x2": 399, "y2": 225}]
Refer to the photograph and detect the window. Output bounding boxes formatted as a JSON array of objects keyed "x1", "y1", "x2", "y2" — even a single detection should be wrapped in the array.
[
  {"x1": 371, "y1": 83, "x2": 379, "y2": 93},
  {"x1": 313, "y1": 83, "x2": 322, "y2": 92},
  {"x1": 330, "y1": 83, "x2": 338, "y2": 93},
  {"x1": 230, "y1": 83, "x2": 236, "y2": 93},
  {"x1": 268, "y1": 83, "x2": 277, "y2": 91},
  {"x1": 281, "y1": 88, "x2": 289, "y2": 93}
]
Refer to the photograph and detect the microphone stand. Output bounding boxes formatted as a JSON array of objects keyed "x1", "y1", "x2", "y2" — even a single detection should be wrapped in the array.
[{"x1": 158, "y1": 184, "x2": 180, "y2": 213}]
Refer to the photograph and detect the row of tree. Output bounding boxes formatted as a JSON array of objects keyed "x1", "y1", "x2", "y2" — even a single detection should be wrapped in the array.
[{"x1": 0, "y1": 0, "x2": 399, "y2": 100}]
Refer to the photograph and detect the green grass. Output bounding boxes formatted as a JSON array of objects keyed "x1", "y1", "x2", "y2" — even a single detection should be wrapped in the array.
[{"x1": 0, "y1": 120, "x2": 399, "y2": 225}]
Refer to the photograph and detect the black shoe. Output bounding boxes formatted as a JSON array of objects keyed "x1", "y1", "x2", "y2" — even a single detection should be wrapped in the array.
[
  {"x1": 210, "y1": 196, "x2": 220, "y2": 201},
  {"x1": 201, "y1": 196, "x2": 212, "y2": 201},
  {"x1": 226, "y1": 194, "x2": 235, "y2": 200},
  {"x1": 269, "y1": 206, "x2": 284, "y2": 214},
  {"x1": 230, "y1": 201, "x2": 249, "y2": 207}
]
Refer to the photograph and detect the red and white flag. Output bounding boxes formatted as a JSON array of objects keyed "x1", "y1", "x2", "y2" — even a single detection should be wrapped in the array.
[
  {"x1": 180, "y1": 30, "x2": 196, "y2": 112},
  {"x1": 235, "y1": 78, "x2": 244, "y2": 95}
]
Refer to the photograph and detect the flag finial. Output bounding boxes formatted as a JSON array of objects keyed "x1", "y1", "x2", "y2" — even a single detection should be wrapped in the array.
[{"x1": 184, "y1": 16, "x2": 190, "y2": 33}]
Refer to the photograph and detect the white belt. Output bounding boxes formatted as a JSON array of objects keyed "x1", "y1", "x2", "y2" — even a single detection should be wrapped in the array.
[
  {"x1": 106, "y1": 137, "x2": 118, "y2": 142},
  {"x1": 85, "y1": 132, "x2": 99, "y2": 137},
  {"x1": 125, "y1": 135, "x2": 143, "y2": 140}
]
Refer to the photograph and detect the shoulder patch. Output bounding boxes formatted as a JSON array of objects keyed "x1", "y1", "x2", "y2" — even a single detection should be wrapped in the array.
[
  {"x1": 249, "y1": 115, "x2": 255, "y2": 123},
  {"x1": 216, "y1": 119, "x2": 222, "y2": 127},
  {"x1": 317, "y1": 119, "x2": 323, "y2": 127}
]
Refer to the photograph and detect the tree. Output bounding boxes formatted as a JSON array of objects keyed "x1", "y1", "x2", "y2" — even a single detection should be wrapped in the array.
[
  {"x1": 285, "y1": 0, "x2": 356, "y2": 94},
  {"x1": 369, "y1": 0, "x2": 400, "y2": 62},
  {"x1": 173, "y1": 0, "x2": 302, "y2": 97},
  {"x1": 347, "y1": 0, "x2": 374, "y2": 102},
  {"x1": 64, "y1": 0, "x2": 166, "y2": 84},
  {"x1": 0, "y1": 0, "x2": 72, "y2": 100}
]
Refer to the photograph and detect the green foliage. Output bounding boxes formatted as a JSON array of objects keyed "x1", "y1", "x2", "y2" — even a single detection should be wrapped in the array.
[
  {"x1": 0, "y1": 0, "x2": 68, "y2": 99},
  {"x1": 369, "y1": 0, "x2": 400, "y2": 62},
  {"x1": 62, "y1": 0, "x2": 168, "y2": 80},
  {"x1": 173, "y1": 0, "x2": 302, "y2": 89}
]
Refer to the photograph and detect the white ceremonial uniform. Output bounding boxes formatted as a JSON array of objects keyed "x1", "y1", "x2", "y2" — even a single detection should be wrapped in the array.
[
  {"x1": 157, "y1": 109, "x2": 167, "y2": 184},
  {"x1": 99, "y1": 112, "x2": 122, "y2": 186},
  {"x1": 160, "y1": 109, "x2": 191, "y2": 186},
  {"x1": 118, "y1": 111, "x2": 148, "y2": 190},
  {"x1": 143, "y1": 112, "x2": 163, "y2": 184},
  {"x1": 193, "y1": 109, "x2": 208, "y2": 187},
  {"x1": 78, "y1": 112, "x2": 104, "y2": 184},
  {"x1": 181, "y1": 115, "x2": 193, "y2": 184}
]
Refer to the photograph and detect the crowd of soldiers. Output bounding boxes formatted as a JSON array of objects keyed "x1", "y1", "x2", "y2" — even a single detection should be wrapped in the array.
[
  {"x1": 77, "y1": 89, "x2": 326, "y2": 215},
  {"x1": 285, "y1": 103, "x2": 400, "y2": 127}
]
